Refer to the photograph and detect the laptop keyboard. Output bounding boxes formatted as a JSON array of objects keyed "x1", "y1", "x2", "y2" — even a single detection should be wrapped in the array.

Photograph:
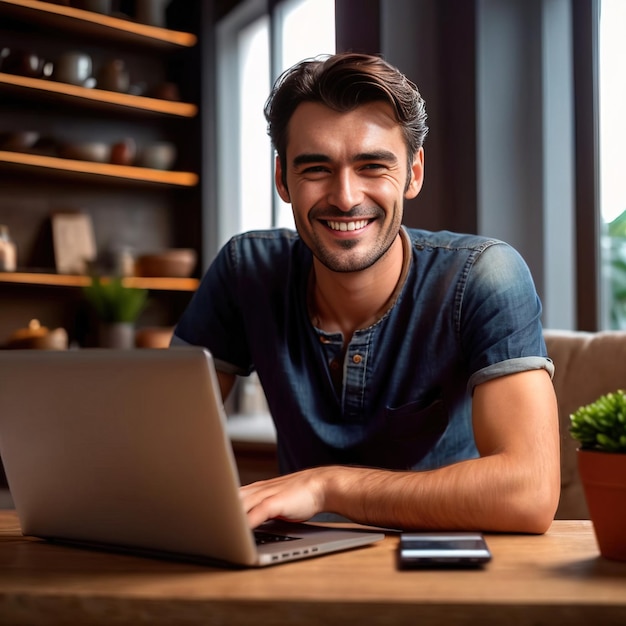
[{"x1": 254, "y1": 530, "x2": 299, "y2": 545}]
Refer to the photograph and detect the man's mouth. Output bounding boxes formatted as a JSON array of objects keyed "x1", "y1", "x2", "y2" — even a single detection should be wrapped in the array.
[{"x1": 325, "y1": 219, "x2": 370, "y2": 232}]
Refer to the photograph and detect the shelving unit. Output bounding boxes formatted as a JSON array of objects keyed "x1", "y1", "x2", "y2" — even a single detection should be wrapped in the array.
[
  {"x1": 0, "y1": 0, "x2": 203, "y2": 346},
  {"x1": 0, "y1": 71, "x2": 198, "y2": 116},
  {"x1": 0, "y1": 150, "x2": 198, "y2": 186},
  {"x1": 0, "y1": 0, "x2": 198, "y2": 48},
  {"x1": 0, "y1": 271, "x2": 199, "y2": 292}
]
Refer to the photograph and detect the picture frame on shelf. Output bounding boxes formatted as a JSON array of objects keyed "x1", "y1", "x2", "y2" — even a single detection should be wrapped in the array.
[{"x1": 51, "y1": 211, "x2": 96, "y2": 275}]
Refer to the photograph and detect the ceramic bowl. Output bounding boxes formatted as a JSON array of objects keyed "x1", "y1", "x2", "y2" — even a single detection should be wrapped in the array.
[
  {"x1": 0, "y1": 131, "x2": 40, "y2": 152},
  {"x1": 135, "y1": 248, "x2": 197, "y2": 278},
  {"x1": 135, "y1": 142, "x2": 176, "y2": 170},
  {"x1": 147, "y1": 82, "x2": 181, "y2": 101},
  {"x1": 60, "y1": 142, "x2": 110, "y2": 163}
]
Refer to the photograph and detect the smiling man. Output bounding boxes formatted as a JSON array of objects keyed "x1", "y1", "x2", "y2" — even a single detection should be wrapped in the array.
[{"x1": 171, "y1": 53, "x2": 560, "y2": 533}]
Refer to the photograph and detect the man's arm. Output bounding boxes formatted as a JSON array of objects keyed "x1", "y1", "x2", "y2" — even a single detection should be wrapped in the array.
[
  {"x1": 216, "y1": 370, "x2": 236, "y2": 401},
  {"x1": 240, "y1": 369, "x2": 561, "y2": 533}
]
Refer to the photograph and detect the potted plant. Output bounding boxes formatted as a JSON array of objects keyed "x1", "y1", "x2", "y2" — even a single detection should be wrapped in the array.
[
  {"x1": 570, "y1": 390, "x2": 626, "y2": 561},
  {"x1": 83, "y1": 276, "x2": 148, "y2": 348}
]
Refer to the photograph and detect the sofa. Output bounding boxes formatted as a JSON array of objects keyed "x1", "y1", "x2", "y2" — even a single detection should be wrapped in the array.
[{"x1": 544, "y1": 329, "x2": 626, "y2": 519}]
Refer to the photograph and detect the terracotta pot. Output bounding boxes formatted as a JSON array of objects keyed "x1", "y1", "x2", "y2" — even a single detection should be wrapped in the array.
[
  {"x1": 134, "y1": 326, "x2": 173, "y2": 349},
  {"x1": 578, "y1": 449, "x2": 626, "y2": 561}
]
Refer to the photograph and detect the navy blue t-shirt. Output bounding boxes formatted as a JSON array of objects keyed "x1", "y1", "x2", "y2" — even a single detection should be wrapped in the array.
[{"x1": 173, "y1": 227, "x2": 552, "y2": 474}]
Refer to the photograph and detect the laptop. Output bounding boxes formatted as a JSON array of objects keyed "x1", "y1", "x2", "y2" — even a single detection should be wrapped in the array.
[{"x1": 0, "y1": 348, "x2": 384, "y2": 567}]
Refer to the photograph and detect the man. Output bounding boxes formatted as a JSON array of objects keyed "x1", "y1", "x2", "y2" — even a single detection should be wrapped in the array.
[{"x1": 172, "y1": 52, "x2": 560, "y2": 533}]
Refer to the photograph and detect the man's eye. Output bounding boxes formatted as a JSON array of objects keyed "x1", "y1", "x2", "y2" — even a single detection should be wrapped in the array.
[
  {"x1": 362, "y1": 163, "x2": 385, "y2": 171},
  {"x1": 302, "y1": 166, "x2": 329, "y2": 174}
]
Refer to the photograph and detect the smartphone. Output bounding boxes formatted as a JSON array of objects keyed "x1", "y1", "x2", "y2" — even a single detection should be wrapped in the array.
[{"x1": 397, "y1": 532, "x2": 492, "y2": 569}]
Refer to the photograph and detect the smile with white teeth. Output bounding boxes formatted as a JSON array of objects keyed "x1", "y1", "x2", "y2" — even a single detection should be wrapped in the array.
[{"x1": 326, "y1": 219, "x2": 369, "y2": 232}]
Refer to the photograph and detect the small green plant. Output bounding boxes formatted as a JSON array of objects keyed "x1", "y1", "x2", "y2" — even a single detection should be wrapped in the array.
[
  {"x1": 83, "y1": 276, "x2": 148, "y2": 323},
  {"x1": 570, "y1": 390, "x2": 626, "y2": 453},
  {"x1": 606, "y1": 209, "x2": 626, "y2": 329}
]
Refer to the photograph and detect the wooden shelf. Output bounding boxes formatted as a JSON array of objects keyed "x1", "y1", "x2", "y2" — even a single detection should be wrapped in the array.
[
  {"x1": 0, "y1": 150, "x2": 198, "y2": 186},
  {"x1": 0, "y1": 0, "x2": 202, "y2": 336},
  {"x1": 0, "y1": 0, "x2": 197, "y2": 49},
  {"x1": 0, "y1": 271, "x2": 200, "y2": 292},
  {"x1": 0, "y1": 73, "x2": 197, "y2": 118}
]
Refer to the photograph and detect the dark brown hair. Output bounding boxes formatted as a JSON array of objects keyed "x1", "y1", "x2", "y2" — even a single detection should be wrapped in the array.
[{"x1": 264, "y1": 52, "x2": 428, "y2": 186}]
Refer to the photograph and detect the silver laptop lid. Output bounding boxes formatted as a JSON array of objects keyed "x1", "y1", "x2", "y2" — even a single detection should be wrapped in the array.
[{"x1": 0, "y1": 348, "x2": 260, "y2": 565}]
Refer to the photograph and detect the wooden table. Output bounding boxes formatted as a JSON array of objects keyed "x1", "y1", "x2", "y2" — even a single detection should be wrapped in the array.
[{"x1": 0, "y1": 512, "x2": 624, "y2": 626}]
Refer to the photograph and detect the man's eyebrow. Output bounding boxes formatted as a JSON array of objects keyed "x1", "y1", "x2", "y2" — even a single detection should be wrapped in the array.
[
  {"x1": 354, "y1": 150, "x2": 398, "y2": 163},
  {"x1": 292, "y1": 150, "x2": 398, "y2": 168},
  {"x1": 292, "y1": 154, "x2": 331, "y2": 167}
]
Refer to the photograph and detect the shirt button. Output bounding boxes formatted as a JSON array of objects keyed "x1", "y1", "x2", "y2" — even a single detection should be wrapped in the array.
[
  {"x1": 352, "y1": 354, "x2": 363, "y2": 364},
  {"x1": 330, "y1": 359, "x2": 340, "y2": 370}
]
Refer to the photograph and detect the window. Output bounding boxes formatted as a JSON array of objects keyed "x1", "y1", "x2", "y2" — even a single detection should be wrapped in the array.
[
  {"x1": 216, "y1": 0, "x2": 335, "y2": 251},
  {"x1": 599, "y1": 0, "x2": 626, "y2": 328}
]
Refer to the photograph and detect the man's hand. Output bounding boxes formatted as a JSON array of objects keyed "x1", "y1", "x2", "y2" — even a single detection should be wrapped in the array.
[{"x1": 240, "y1": 468, "x2": 329, "y2": 529}]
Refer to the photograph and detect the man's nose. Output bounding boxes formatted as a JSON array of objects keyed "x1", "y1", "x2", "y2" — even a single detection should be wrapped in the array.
[{"x1": 326, "y1": 170, "x2": 364, "y2": 212}]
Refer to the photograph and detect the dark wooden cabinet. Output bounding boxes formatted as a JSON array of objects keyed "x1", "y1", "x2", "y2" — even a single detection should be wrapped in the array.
[
  {"x1": 0, "y1": 0, "x2": 203, "y2": 346},
  {"x1": 231, "y1": 440, "x2": 279, "y2": 486}
]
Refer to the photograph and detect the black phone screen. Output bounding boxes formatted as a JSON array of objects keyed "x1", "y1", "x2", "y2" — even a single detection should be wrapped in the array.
[{"x1": 398, "y1": 532, "x2": 492, "y2": 569}]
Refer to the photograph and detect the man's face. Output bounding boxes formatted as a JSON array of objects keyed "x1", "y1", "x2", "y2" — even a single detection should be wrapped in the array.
[{"x1": 275, "y1": 101, "x2": 423, "y2": 274}]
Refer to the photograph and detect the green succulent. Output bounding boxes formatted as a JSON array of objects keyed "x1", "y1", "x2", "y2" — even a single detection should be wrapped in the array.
[
  {"x1": 83, "y1": 276, "x2": 148, "y2": 323},
  {"x1": 570, "y1": 390, "x2": 626, "y2": 453}
]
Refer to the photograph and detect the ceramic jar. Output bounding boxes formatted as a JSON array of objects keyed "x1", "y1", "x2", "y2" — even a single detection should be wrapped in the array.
[
  {"x1": 73, "y1": 0, "x2": 112, "y2": 14},
  {"x1": 96, "y1": 59, "x2": 130, "y2": 93},
  {"x1": 135, "y1": 0, "x2": 171, "y2": 27},
  {"x1": 53, "y1": 51, "x2": 93, "y2": 86},
  {"x1": 0, "y1": 225, "x2": 16, "y2": 272},
  {"x1": 0, "y1": 48, "x2": 53, "y2": 79}
]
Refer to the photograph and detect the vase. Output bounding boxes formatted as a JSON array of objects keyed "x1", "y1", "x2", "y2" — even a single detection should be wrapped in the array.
[
  {"x1": 578, "y1": 449, "x2": 626, "y2": 561},
  {"x1": 98, "y1": 322, "x2": 135, "y2": 349}
]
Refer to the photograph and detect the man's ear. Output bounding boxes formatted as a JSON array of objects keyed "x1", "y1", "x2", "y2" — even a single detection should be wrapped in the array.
[
  {"x1": 404, "y1": 147, "x2": 425, "y2": 200},
  {"x1": 275, "y1": 155, "x2": 290, "y2": 203}
]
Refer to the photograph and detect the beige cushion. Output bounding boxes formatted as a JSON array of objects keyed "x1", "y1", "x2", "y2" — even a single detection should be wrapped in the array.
[{"x1": 544, "y1": 329, "x2": 626, "y2": 519}]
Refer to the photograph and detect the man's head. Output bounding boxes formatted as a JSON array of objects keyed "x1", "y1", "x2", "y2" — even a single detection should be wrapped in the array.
[{"x1": 264, "y1": 52, "x2": 428, "y2": 190}]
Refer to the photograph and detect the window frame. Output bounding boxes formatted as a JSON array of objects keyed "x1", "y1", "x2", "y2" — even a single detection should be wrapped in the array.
[
  {"x1": 573, "y1": 0, "x2": 601, "y2": 330},
  {"x1": 215, "y1": 0, "x2": 336, "y2": 252}
]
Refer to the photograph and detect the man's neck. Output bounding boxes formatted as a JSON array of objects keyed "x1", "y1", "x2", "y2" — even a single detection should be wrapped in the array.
[{"x1": 310, "y1": 232, "x2": 407, "y2": 341}]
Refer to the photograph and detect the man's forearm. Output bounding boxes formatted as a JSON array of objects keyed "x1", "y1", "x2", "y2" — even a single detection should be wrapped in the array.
[{"x1": 322, "y1": 455, "x2": 559, "y2": 533}]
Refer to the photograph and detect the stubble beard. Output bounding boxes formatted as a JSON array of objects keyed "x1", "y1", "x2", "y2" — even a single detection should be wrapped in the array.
[{"x1": 308, "y1": 205, "x2": 401, "y2": 274}]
